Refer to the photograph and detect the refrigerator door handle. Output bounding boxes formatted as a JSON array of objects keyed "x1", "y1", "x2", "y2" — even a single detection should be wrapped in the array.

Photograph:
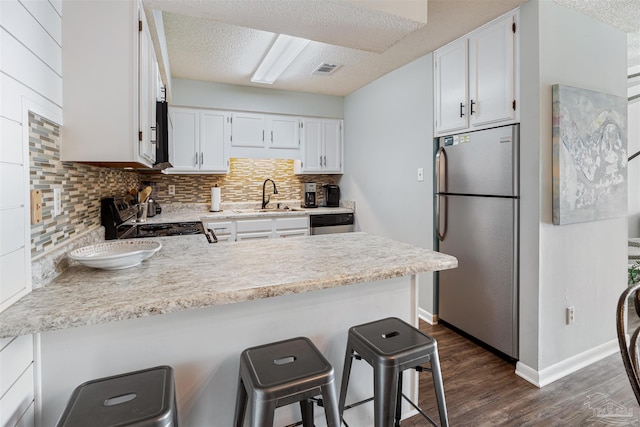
[{"x1": 435, "y1": 147, "x2": 447, "y2": 241}]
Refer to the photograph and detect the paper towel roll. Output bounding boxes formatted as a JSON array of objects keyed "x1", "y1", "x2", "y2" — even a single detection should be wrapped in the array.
[{"x1": 211, "y1": 186, "x2": 221, "y2": 212}]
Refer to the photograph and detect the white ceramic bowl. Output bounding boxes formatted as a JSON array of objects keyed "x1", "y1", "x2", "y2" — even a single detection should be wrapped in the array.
[{"x1": 69, "y1": 241, "x2": 162, "y2": 270}]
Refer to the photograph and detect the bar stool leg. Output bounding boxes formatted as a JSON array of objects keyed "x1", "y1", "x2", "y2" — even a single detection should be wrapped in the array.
[
  {"x1": 394, "y1": 371, "x2": 403, "y2": 427},
  {"x1": 321, "y1": 383, "x2": 341, "y2": 426},
  {"x1": 374, "y1": 365, "x2": 399, "y2": 427},
  {"x1": 234, "y1": 378, "x2": 248, "y2": 427},
  {"x1": 338, "y1": 345, "x2": 355, "y2": 419},
  {"x1": 251, "y1": 400, "x2": 276, "y2": 427},
  {"x1": 300, "y1": 399, "x2": 314, "y2": 427},
  {"x1": 430, "y1": 352, "x2": 449, "y2": 427}
]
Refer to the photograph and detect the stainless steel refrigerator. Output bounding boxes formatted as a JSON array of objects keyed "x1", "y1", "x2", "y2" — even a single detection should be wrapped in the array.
[{"x1": 435, "y1": 124, "x2": 519, "y2": 359}]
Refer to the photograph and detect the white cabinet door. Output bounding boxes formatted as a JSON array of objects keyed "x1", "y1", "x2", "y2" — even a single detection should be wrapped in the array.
[
  {"x1": 299, "y1": 118, "x2": 342, "y2": 174},
  {"x1": 200, "y1": 110, "x2": 228, "y2": 173},
  {"x1": 268, "y1": 115, "x2": 299, "y2": 149},
  {"x1": 300, "y1": 118, "x2": 323, "y2": 173},
  {"x1": 170, "y1": 108, "x2": 199, "y2": 172},
  {"x1": 138, "y1": 6, "x2": 157, "y2": 164},
  {"x1": 469, "y1": 14, "x2": 515, "y2": 128},
  {"x1": 434, "y1": 39, "x2": 468, "y2": 134},
  {"x1": 231, "y1": 112, "x2": 265, "y2": 147},
  {"x1": 322, "y1": 119, "x2": 343, "y2": 173}
]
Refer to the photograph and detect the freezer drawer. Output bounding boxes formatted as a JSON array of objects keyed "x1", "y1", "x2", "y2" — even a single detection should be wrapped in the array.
[
  {"x1": 437, "y1": 194, "x2": 518, "y2": 358},
  {"x1": 436, "y1": 124, "x2": 519, "y2": 197}
]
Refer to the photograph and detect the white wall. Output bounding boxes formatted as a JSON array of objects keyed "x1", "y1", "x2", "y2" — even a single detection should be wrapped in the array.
[
  {"x1": 341, "y1": 55, "x2": 436, "y2": 317},
  {"x1": 0, "y1": 1, "x2": 63, "y2": 425},
  {"x1": 171, "y1": 78, "x2": 344, "y2": 118},
  {"x1": 517, "y1": 0, "x2": 628, "y2": 383}
]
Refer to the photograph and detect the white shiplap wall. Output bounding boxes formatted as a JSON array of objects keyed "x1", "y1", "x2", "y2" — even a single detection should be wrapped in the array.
[{"x1": 0, "y1": 1, "x2": 62, "y2": 426}]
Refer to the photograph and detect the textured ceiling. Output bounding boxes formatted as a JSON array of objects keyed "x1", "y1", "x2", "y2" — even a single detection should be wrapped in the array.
[{"x1": 143, "y1": 0, "x2": 639, "y2": 97}]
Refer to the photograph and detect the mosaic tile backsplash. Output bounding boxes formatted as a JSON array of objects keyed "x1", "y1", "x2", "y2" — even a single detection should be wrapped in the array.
[
  {"x1": 29, "y1": 113, "x2": 139, "y2": 257},
  {"x1": 29, "y1": 113, "x2": 339, "y2": 258},
  {"x1": 142, "y1": 158, "x2": 339, "y2": 206}
]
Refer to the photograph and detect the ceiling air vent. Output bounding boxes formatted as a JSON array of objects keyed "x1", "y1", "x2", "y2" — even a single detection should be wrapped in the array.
[{"x1": 312, "y1": 63, "x2": 340, "y2": 76}]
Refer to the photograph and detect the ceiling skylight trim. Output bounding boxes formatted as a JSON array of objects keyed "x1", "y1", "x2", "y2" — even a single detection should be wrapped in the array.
[{"x1": 251, "y1": 34, "x2": 310, "y2": 84}]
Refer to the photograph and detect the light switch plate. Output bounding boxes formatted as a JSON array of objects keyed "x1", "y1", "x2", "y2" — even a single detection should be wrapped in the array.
[
  {"x1": 31, "y1": 189, "x2": 43, "y2": 224},
  {"x1": 417, "y1": 168, "x2": 424, "y2": 182}
]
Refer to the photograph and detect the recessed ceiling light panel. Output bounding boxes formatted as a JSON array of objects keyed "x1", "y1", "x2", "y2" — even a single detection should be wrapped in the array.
[{"x1": 251, "y1": 34, "x2": 310, "y2": 84}]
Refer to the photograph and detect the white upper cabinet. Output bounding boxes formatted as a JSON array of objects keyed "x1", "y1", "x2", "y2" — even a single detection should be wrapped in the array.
[
  {"x1": 295, "y1": 118, "x2": 343, "y2": 174},
  {"x1": 61, "y1": 1, "x2": 161, "y2": 167},
  {"x1": 200, "y1": 110, "x2": 228, "y2": 172},
  {"x1": 434, "y1": 39, "x2": 468, "y2": 134},
  {"x1": 230, "y1": 112, "x2": 265, "y2": 147},
  {"x1": 138, "y1": 7, "x2": 159, "y2": 164},
  {"x1": 231, "y1": 113, "x2": 300, "y2": 150},
  {"x1": 168, "y1": 107, "x2": 229, "y2": 174},
  {"x1": 268, "y1": 115, "x2": 300, "y2": 149},
  {"x1": 434, "y1": 10, "x2": 519, "y2": 136},
  {"x1": 468, "y1": 13, "x2": 516, "y2": 127}
]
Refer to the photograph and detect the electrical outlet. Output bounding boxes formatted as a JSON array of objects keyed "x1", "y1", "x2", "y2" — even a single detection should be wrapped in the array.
[
  {"x1": 417, "y1": 167, "x2": 424, "y2": 182},
  {"x1": 566, "y1": 306, "x2": 575, "y2": 325},
  {"x1": 168, "y1": 184, "x2": 175, "y2": 195},
  {"x1": 53, "y1": 187, "x2": 62, "y2": 217}
]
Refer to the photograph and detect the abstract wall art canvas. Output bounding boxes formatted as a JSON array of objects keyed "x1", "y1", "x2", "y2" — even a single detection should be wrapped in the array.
[{"x1": 552, "y1": 84, "x2": 627, "y2": 225}]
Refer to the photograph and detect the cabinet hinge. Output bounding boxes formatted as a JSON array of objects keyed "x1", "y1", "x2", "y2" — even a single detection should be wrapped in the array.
[
  {"x1": 512, "y1": 22, "x2": 516, "y2": 33},
  {"x1": 138, "y1": 131, "x2": 143, "y2": 141},
  {"x1": 512, "y1": 100, "x2": 517, "y2": 110},
  {"x1": 139, "y1": 20, "x2": 142, "y2": 32}
]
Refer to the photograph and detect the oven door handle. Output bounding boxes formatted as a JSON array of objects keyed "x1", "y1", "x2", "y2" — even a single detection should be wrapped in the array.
[{"x1": 117, "y1": 223, "x2": 138, "y2": 239}]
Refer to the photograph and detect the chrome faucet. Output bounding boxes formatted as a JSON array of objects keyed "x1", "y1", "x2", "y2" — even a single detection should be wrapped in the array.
[{"x1": 262, "y1": 179, "x2": 278, "y2": 209}]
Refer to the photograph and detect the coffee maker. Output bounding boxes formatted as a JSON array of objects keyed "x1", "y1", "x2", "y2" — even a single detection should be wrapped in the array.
[
  {"x1": 323, "y1": 184, "x2": 340, "y2": 207},
  {"x1": 303, "y1": 183, "x2": 317, "y2": 208}
]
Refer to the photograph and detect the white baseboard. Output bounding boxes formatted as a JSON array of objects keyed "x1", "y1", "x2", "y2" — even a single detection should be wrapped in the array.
[
  {"x1": 418, "y1": 307, "x2": 438, "y2": 325},
  {"x1": 515, "y1": 338, "x2": 620, "y2": 387}
]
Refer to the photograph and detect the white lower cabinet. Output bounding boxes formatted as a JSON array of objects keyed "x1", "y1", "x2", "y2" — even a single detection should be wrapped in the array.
[
  {"x1": 274, "y1": 217, "x2": 309, "y2": 238},
  {"x1": 206, "y1": 215, "x2": 309, "y2": 241},
  {"x1": 0, "y1": 335, "x2": 34, "y2": 427},
  {"x1": 236, "y1": 219, "x2": 273, "y2": 241},
  {"x1": 205, "y1": 221, "x2": 234, "y2": 242}
]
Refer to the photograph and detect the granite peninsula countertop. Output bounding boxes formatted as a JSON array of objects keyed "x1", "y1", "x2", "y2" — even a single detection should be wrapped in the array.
[{"x1": 0, "y1": 233, "x2": 457, "y2": 338}]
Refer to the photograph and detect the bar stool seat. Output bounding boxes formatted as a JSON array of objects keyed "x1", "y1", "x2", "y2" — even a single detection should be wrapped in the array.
[
  {"x1": 234, "y1": 336, "x2": 340, "y2": 427},
  {"x1": 56, "y1": 365, "x2": 178, "y2": 427},
  {"x1": 338, "y1": 317, "x2": 448, "y2": 427}
]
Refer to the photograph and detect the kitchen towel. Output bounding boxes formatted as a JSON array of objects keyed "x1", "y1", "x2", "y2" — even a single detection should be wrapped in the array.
[{"x1": 211, "y1": 186, "x2": 221, "y2": 212}]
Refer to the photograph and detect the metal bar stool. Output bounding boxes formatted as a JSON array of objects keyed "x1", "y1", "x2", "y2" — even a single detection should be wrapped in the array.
[
  {"x1": 234, "y1": 336, "x2": 340, "y2": 427},
  {"x1": 338, "y1": 317, "x2": 448, "y2": 427},
  {"x1": 56, "y1": 365, "x2": 178, "y2": 427}
]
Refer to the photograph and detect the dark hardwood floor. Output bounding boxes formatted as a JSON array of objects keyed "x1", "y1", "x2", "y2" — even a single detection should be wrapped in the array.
[{"x1": 401, "y1": 320, "x2": 638, "y2": 426}]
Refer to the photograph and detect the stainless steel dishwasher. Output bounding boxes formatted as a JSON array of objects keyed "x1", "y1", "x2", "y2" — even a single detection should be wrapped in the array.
[{"x1": 310, "y1": 213, "x2": 354, "y2": 235}]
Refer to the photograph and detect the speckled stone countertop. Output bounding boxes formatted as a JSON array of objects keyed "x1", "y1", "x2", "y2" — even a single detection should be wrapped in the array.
[{"x1": 0, "y1": 233, "x2": 456, "y2": 338}]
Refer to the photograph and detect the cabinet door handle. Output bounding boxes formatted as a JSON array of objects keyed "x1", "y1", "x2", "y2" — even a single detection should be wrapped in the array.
[
  {"x1": 194, "y1": 153, "x2": 198, "y2": 166},
  {"x1": 459, "y1": 102, "x2": 465, "y2": 117},
  {"x1": 200, "y1": 152, "x2": 204, "y2": 165},
  {"x1": 470, "y1": 100, "x2": 476, "y2": 115},
  {"x1": 271, "y1": 130, "x2": 273, "y2": 143},
  {"x1": 320, "y1": 155, "x2": 323, "y2": 167},
  {"x1": 323, "y1": 155, "x2": 327, "y2": 166},
  {"x1": 150, "y1": 125, "x2": 157, "y2": 144},
  {"x1": 262, "y1": 130, "x2": 265, "y2": 141}
]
